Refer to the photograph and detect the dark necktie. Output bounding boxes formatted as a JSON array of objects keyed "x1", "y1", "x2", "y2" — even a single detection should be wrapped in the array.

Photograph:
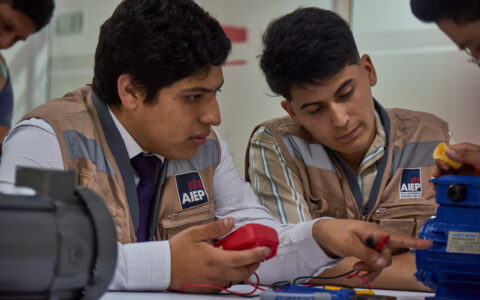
[{"x1": 130, "y1": 153, "x2": 160, "y2": 242}]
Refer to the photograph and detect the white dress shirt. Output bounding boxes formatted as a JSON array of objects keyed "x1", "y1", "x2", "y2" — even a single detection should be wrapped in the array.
[{"x1": 0, "y1": 112, "x2": 338, "y2": 290}]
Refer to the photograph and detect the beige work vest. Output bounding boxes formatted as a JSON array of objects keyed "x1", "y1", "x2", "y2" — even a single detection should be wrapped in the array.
[
  {"x1": 23, "y1": 87, "x2": 218, "y2": 243},
  {"x1": 246, "y1": 103, "x2": 449, "y2": 236}
]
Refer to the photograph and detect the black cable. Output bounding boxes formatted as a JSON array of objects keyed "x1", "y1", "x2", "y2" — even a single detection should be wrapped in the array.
[
  {"x1": 267, "y1": 269, "x2": 356, "y2": 290},
  {"x1": 268, "y1": 281, "x2": 291, "y2": 290},
  {"x1": 292, "y1": 269, "x2": 355, "y2": 285},
  {"x1": 311, "y1": 269, "x2": 355, "y2": 279}
]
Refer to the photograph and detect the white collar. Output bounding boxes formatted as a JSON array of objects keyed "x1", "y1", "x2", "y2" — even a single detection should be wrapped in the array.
[{"x1": 108, "y1": 107, "x2": 165, "y2": 162}]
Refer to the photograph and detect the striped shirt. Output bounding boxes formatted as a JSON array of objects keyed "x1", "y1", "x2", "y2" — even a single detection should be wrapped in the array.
[
  {"x1": 357, "y1": 111, "x2": 386, "y2": 208},
  {"x1": 248, "y1": 112, "x2": 386, "y2": 224}
]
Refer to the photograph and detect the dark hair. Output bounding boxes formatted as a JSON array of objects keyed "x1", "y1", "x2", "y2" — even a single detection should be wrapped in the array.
[
  {"x1": 410, "y1": 0, "x2": 480, "y2": 25},
  {"x1": 260, "y1": 7, "x2": 359, "y2": 101},
  {"x1": 92, "y1": 0, "x2": 231, "y2": 106},
  {"x1": 10, "y1": 0, "x2": 55, "y2": 31}
]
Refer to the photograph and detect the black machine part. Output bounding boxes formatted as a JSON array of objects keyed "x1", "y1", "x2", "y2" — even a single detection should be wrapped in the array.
[
  {"x1": 0, "y1": 167, "x2": 117, "y2": 299},
  {"x1": 447, "y1": 183, "x2": 467, "y2": 203}
]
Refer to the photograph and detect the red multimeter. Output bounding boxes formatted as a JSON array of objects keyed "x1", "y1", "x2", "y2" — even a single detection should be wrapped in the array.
[{"x1": 214, "y1": 223, "x2": 279, "y2": 261}]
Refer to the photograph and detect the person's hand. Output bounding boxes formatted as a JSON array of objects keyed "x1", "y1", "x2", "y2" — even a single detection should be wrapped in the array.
[
  {"x1": 312, "y1": 219, "x2": 432, "y2": 285},
  {"x1": 432, "y1": 142, "x2": 480, "y2": 178},
  {"x1": 168, "y1": 217, "x2": 270, "y2": 293}
]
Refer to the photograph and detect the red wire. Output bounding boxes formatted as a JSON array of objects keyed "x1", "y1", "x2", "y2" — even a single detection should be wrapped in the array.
[
  {"x1": 343, "y1": 234, "x2": 388, "y2": 291},
  {"x1": 345, "y1": 272, "x2": 372, "y2": 290},
  {"x1": 178, "y1": 270, "x2": 373, "y2": 295},
  {"x1": 178, "y1": 272, "x2": 263, "y2": 296},
  {"x1": 245, "y1": 275, "x2": 266, "y2": 291}
]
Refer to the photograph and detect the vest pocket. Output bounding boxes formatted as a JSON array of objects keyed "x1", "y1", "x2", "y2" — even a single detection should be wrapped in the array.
[
  {"x1": 160, "y1": 202, "x2": 215, "y2": 240},
  {"x1": 310, "y1": 197, "x2": 347, "y2": 219},
  {"x1": 372, "y1": 202, "x2": 437, "y2": 237},
  {"x1": 373, "y1": 202, "x2": 437, "y2": 219},
  {"x1": 378, "y1": 219, "x2": 416, "y2": 237}
]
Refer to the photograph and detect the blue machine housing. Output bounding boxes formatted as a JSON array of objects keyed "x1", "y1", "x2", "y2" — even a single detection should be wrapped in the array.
[{"x1": 416, "y1": 175, "x2": 480, "y2": 299}]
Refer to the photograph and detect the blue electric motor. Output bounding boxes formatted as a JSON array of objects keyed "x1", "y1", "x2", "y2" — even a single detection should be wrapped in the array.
[{"x1": 415, "y1": 175, "x2": 480, "y2": 299}]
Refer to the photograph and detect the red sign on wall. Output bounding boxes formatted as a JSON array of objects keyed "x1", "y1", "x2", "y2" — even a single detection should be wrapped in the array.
[
  {"x1": 222, "y1": 25, "x2": 247, "y2": 43},
  {"x1": 222, "y1": 24, "x2": 248, "y2": 66}
]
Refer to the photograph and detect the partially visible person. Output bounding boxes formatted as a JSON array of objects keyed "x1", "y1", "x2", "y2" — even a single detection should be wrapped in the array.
[
  {"x1": 0, "y1": 0, "x2": 432, "y2": 293},
  {"x1": 431, "y1": 143, "x2": 480, "y2": 178},
  {"x1": 411, "y1": 0, "x2": 480, "y2": 62},
  {"x1": 411, "y1": 0, "x2": 480, "y2": 177},
  {"x1": 0, "y1": 0, "x2": 55, "y2": 140},
  {"x1": 246, "y1": 7, "x2": 449, "y2": 291}
]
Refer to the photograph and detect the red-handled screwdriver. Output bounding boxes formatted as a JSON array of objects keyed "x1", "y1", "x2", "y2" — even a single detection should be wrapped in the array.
[
  {"x1": 374, "y1": 235, "x2": 390, "y2": 252},
  {"x1": 364, "y1": 235, "x2": 390, "y2": 252}
]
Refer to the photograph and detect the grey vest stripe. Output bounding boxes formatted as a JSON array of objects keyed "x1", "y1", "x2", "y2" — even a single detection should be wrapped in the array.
[
  {"x1": 165, "y1": 140, "x2": 219, "y2": 177},
  {"x1": 92, "y1": 93, "x2": 140, "y2": 232},
  {"x1": 390, "y1": 141, "x2": 439, "y2": 176},
  {"x1": 282, "y1": 135, "x2": 338, "y2": 175},
  {"x1": 62, "y1": 129, "x2": 116, "y2": 176}
]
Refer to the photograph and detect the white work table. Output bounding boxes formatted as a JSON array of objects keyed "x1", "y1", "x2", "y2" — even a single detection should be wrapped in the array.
[{"x1": 101, "y1": 285, "x2": 435, "y2": 299}]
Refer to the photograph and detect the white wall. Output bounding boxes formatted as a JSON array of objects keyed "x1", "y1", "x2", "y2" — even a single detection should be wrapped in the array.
[
  {"x1": 352, "y1": 0, "x2": 480, "y2": 146},
  {"x1": 2, "y1": 27, "x2": 50, "y2": 124},
  {"x1": 49, "y1": 0, "x2": 121, "y2": 99}
]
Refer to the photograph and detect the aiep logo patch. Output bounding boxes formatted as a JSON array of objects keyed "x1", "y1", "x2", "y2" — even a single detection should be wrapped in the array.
[
  {"x1": 176, "y1": 172, "x2": 208, "y2": 209},
  {"x1": 400, "y1": 168, "x2": 422, "y2": 199}
]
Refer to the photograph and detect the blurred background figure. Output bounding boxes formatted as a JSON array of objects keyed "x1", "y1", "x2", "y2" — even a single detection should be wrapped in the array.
[
  {"x1": 0, "y1": 0, "x2": 55, "y2": 141},
  {"x1": 411, "y1": 0, "x2": 480, "y2": 62},
  {"x1": 411, "y1": 0, "x2": 480, "y2": 177}
]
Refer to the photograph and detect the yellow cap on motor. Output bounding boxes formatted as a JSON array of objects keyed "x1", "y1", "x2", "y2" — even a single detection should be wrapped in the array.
[{"x1": 433, "y1": 142, "x2": 462, "y2": 169}]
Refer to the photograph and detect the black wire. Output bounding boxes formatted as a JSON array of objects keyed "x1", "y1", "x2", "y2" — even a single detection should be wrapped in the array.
[
  {"x1": 268, "y1": 281, "x2": 291, "y2": 290},
  {"x1": 292, "y1": 269, "x2": 355, "y2": 285},
  {"x1": 311, "y1": 269, "x2": 355, "y2": 279},
  {"x1": 267, "y1": 269, "x2": 356, "y2": 290}
]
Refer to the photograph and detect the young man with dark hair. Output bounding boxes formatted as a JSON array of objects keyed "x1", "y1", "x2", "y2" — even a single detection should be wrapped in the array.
[
  {"x1": 0, "y1": 0, "x2": 55, "y2": 140},
  {"x1": 246, "y1": 7, "x2": 448, "y2": 290},
  {"x1": 0, "y1": 0, "x2": 431, "y2": 293},
  {"x1": 411, "y1": 0, "x2": 480, "y2": 178}
]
